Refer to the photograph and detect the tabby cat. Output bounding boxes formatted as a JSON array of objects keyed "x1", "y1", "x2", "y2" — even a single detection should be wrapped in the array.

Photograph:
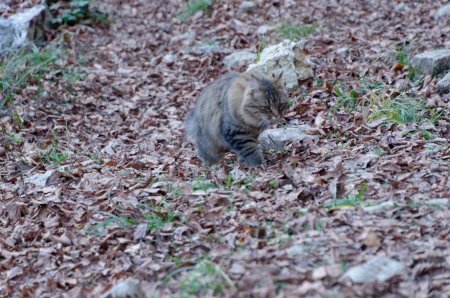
[{"x1": 186, "y1": 71, "x2": 289, "y2": 167}]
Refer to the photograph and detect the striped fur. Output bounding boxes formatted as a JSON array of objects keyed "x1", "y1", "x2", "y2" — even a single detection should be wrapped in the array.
[{"x1": 186, "y1": 72, "x2": 288, "y2": 167}]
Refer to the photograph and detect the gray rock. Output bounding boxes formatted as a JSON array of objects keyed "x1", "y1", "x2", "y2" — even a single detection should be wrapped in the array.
[
  {"x1": 256, "y1": 24, "x2": 275, "y2": 35},
  {"x1": 162, "y1": 53, "x2": 176, "y2": 65},
  {"x1": 410, "y1": 49, "x2": 450, "y2": 76},
  {"x1": 336, "y1": 47, "x2": 349, "y2": 55},
  {"x1": 436, "y1": 72, "x2": 450, "y2": 94},
  {"x1": 344, "y1": 256, "x2": 404, "y2": 283},
  {"x1": 24, "y1": 170, "x2": 55, "y2": 187},
  {"x1": 425, "y1": 198, "x2": 450, "y2": 207},
  {"x1": 191, "y1": 43, "x2": 222, "y2": 54},
  {"x1": 0, "y1": 4, "x2": 47, "y2": 54},
  {"x1": 247, "y1": 40, "x2": 315, "y2": 89},
  {"x1": 223, "y1": 51, "x2": 256, "y2": 67},
  {"x1": 394, "y1": 3, "x2": 409, "y2": 13},
  {"x1": 436, "y1": 4, "x2": 450, "y2": 21},
  {"x1": 445, "y1": 41, "x2": 450, "y2": 49},
  {"x1": 363, "y1": 201, "x2": 396, "y2": 213},
  {"x1": 239, "y1": 1, "x2": 257, "y2": 13},
  {"x1": 259, "y1": 125, "x2": 314, "y2": 151}
]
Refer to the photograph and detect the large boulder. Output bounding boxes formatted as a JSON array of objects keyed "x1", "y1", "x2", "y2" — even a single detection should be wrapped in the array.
[
  {"x1": 410, "y1": 49, "x2": 450, "y2": 76},
  {"x1": 247, "y1": 40, "x2": 315, "y2": 89},
  {"x1": 0, "y1": 4, "x2": 48, "y2": 54}
]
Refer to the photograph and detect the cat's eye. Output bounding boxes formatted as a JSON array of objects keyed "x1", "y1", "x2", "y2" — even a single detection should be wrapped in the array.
[{"x1": 261, "y1": 106, "x2": 271, "y2": 112}]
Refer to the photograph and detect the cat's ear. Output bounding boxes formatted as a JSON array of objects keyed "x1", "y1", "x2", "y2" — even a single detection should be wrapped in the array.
[{"x1": 248, "y1": 74, "x2": 262, "y2": 94}]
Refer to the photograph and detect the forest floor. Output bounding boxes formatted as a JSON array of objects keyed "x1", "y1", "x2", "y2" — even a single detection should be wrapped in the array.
[{"x1": 1, "y1": 0, "x2": 450, "y2": 297}]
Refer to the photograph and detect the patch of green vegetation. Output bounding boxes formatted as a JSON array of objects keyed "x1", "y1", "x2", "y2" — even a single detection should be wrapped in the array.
[
  {"x1": 325, "y1": 182, "x2": 367, "y2": 209},
  {"x1": 88, "y1": 211, "x2": 138, "y2": 235},
  {"x1": 369, "y1": 94, "x2": 430, "y2": 124},
  {"x1": 175, "y1": 260, "x2": 235, "y2": 297},
  {"x1": 277, "y1": 23, "x2": 317, "y2": 40},
  {"x1": 394, "y1": 43, "x2": 417, "y2": 80},
  {"x1": 177, "y1": 0, "x2": 213, "y2": 21},
  {"x1": 9, "y1": 133, "x2": 24, "y2": 144},
  {"x1": 143, "y1": 211, "x2": 175, "y2": 231},
  {"x1": 255, "y1": 37, "x2": 268, "y2": 63},
  {"x1": 371, "y1": 147, "x2": 386, "y2": 156},
  {"x1": 11, "y1": 112, "x2": 24, "y2": 129},
  {"x1": 0, "y1": 43, "x2": 61, "y2": 109},
  {"x1": 421, "y1": 130, "x2": 434, "y2": 140},
  {"x1": 192, "y1": 175, "x2": 217, "y2": 191},
  {"x1": 42, "y1": 145, "x2": 70, "y2": 164},
  {"x1": 268, "y1": 179, "x2": 278, "y2": 189},
  {"x1": 333, "y1": 83, "x2": 359, "y2": 110},
  {"x1": 224, "y1": 171, "x2": 234, "y2": 188},
  {"x1": 50, "y1": 0, "x2": 89, "y2": 26}
]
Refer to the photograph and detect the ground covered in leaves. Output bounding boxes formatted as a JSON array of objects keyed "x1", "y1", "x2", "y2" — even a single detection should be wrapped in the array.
[{"x1": 1, "y1": 0, "x2": 450, "y2": 297}]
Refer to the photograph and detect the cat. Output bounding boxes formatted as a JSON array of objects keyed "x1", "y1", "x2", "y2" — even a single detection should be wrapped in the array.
[{"x1": 186, "y1": 71, "x2": 289, "y2": 167}]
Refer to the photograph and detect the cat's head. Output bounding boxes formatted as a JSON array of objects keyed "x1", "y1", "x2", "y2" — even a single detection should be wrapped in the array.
[{"x1": 242, "y1": 72, "x2": 289, "y2": 130}]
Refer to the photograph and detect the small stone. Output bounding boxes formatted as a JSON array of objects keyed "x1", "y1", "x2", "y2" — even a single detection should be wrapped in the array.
[
  {"x1": 363, "y1": 201, "x2": 396, "y2": 213},
  {"x1": 191, "y1": 43, "x2": 222, "y2": 54},
  {"x1": 259, "y1": 125, "x2": 315, "y2": 151},
  {"x1": 162, "y1": 53, "x2": 175, "y2": 66},
  {"x1": 344, "y1": 256, "x2": 404, "y2": 283},
  {"x1": 223, "y1": 51, "x2": 256, "y2": 67},
  {"x1": 394, "y1": 3, "x2": 409, "y2": 13},
  {"x1": 410, "y1": 49, "x2": 450, "y2": 76},
  {"x1": 239, "y1": 1, "x2": 257, "y2": 13},
  {"x1": 0, "y1": 146, "x2": 6, "y2": 157},
  {"x1": 436, "y1": 72, "x2": 450, "y2": 94},
  {"x1": 24, "y1": 170, "x2": 56, "y2": 187},
  {"x1": 336, "y1": 47, "x2": 349, "y2": 55},
  {"x1": 436, "y1": 4, "x2": 450, "y2": 21},
  {"x1": 256, "y1": 24, "x2": 275, "y2": 35},
  {"x1": 425, "y1": 198, "x2": 450, "y2": 207}
]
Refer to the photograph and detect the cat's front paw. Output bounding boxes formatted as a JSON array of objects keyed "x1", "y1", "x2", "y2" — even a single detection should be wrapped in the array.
[{"x1": 243, "y1": 151, "x2": 266, "y2": 168}]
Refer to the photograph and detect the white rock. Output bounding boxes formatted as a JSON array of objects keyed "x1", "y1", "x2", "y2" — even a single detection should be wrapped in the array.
[
  {"x1": 239, "y1": 1, "x2": 257, "y2": 13},
  {"x1": 445, "y1": 41, "x2": 450, "y2": 49},
  {"x1": 436, "y1": 4, "x2": 450, "y2": 21},
  {"x1": 259, "y1": 125, "x2": 315, "y2": 151},
  {"x1": 256, "y1": 24, "x2": 275, "y2": 35},
  {"x1": 162, "y1": 53, "x2": 176, "y2": 65},
  {"x1": 344, "y1": 256, "x2": 404, "y2": 283},
  {"x1": 336, "y1": 47, "x2": 349, "y2": 55},
  {"x1": 436, "y1": 72, "x2": 450, "y2": 94},
  {"x1": 0, "y1": 4, "x2": 47, "y2": 54},
  {"x1": 394, "y1": 3, "x2": 409, "y2": 13},
  {"x1": 24, "y1": 170, "x2": 55, "y2": 187},
  {"x1": 425, "y1": 198, "x2": 450, "y2": 207},
  {"x1": 223, "y1": 51, "x2": 256, "y2": 67},
  {"x1": 98, "y1": 278, "x2": 146, "y2": 298},
  {"x1": 191, "y1": 43, "x2": 222, "y2": 54},
  {"x1": 410, "y1": 49, "x2": 450, "y2": 76},
  {"x1": 247, "y1": 40, "x2": 315, "y2": 89}
]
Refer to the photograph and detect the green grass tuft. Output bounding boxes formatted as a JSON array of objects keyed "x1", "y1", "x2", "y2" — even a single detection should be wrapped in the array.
[
  {"x1": 177, "y1": 0, "x2": 213, "y2": 21},
  {"x1": 277, "y1": 23, "x2": 317, "y2": 40}
]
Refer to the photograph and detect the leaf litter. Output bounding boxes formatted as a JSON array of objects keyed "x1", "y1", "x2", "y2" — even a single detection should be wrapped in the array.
[{"x1": 0, "y1": 0, "x2": 450, "y2": 297}]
